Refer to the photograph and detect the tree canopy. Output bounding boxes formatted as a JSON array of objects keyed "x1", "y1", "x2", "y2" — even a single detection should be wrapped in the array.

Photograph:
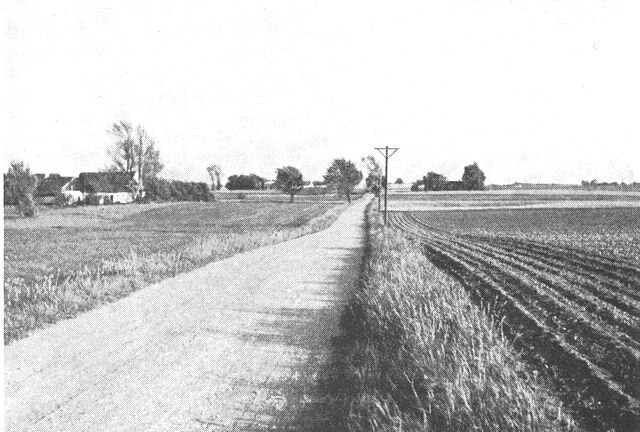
[
  {"x1": 274, "y1": 166, "x2": 304, "y2": 202},
  {"x1": 226, "y1": 174, "x2": 266, "y2": 190},
  {"x1": 361, "y1": 155, "x2": 382, "y2": 195},
  {"x1": 423, "y1": 172, "x2": 448, "y2": 191},
  {"x1": 4, "y1": 160, "x2": 38, "y2": 216},
  {"x1": 106, "y1": 121, "x2": 163, "y2": 186},
  {"x1": 324, "y1": 158, "x2": 363, "y2": 203},
  {"x1": 461, "y1": 162, "x2": 486, "y2": 190}
]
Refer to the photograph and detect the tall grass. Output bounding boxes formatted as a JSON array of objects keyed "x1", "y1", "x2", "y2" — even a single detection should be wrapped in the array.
[
  {"x1": 4, "y1": 203, "x2": 348, "y2": 343},
  {"x1": 330, "y1": 206, "x2": 575, "y2": 431}
]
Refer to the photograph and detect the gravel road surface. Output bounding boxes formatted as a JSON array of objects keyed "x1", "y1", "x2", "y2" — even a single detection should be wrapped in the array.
[{"x1": 5, "y1": 197, "x2": 370, "y2": 431}]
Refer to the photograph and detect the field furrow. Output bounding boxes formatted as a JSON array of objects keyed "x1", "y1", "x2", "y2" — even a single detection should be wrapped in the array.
[
  {"x1": 421, "y1": 243, "x2": 640, "y2": 430},
  {"x1": 444, "y1": 237, "x2": 640, "y2": 342},
  {"x1": 387, "y1": 210, "x2": 640, "y2": 429},
  {"x1": 473, "y1": 238, "x2": 640, "y2": 316},
  {"x1": 477, "y1": 237, "x2": 640, "y2": 298},
  {"x1": 424, "y1": 235, "x2": 640, "y2": 395}
]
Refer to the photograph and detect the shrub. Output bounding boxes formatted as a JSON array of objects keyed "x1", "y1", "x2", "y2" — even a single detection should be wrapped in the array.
[
  {"x1": 237, "y1": 192, "x2": 247, "y2": 200},
  {"x1": 53, "y1": 192, "x2": 72, "y2": 207},
  {"x1": 144, "y1": 178, "x2": 210, "y2": 202},
  {"x1": 82, "y1": 193, "x2": 101, "y2": 206},
  {"x1": 18, "y1": 195, "x2": 37, "y2": 217},
  {"x1": 4, "y1": 160, "x2": 38, "y2": 216}
]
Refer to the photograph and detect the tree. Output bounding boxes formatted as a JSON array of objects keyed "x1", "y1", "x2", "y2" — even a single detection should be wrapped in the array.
[
  {"x1": 395, "y1": 178, "x2": 404, "y2": 184},
  {"x1": 423, "y1": 172, "x2": 448, "y2": 191},
  {"x1": 410, "y1": 179, "x2": 424, "y2": 192},
  {"x1": 361, "y1": 155, "x2": 382, "y2": 196},
  {"x1": 106, "y1": 121, "x2": 163, "y2": 199},
  {"x1": 274, "y1": 166, "x2": 304, "y2": 202},
  {"x1": 5, "y1": 160, "x2": 38, "y2": 217},
  {"x1": 225, "y1": 174, "x2": 265, "y2": 190},
  {"x1": 206, "y1": 165, "x2": 222, "y2": 201},
  {"x1": 206, "y1": 165, "x2": 223, "y2": 191},
  {"x1": 324, "y1": 158, "x2": 363, "y2": 203},
  {"x1": 107, "y1": 121, "x2": 135, "y2": 172},
  {"x1": 133, "y1": 125, "x2": 163, "y2": 181},
  {"x1": 461, "y1": 162, "x2": 486, "y2": 190}
]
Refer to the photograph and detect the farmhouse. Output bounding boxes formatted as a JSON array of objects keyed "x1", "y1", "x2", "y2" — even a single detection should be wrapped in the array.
[{"x1": 62, "y1": 172, "x2": 142, "y2": 204}]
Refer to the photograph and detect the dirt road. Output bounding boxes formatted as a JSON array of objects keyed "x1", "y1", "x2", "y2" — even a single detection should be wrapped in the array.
[{"x1": 5, "y1": 197, "x2": 370, "y2": 431}]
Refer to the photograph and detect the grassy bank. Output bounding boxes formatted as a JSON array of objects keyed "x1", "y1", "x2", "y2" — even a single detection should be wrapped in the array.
[
  {"x1": 4, "y1": 203, "x2": 348, "y2": 343},
  {"x1": 330, "y1": 206, "x2": 574, "y2": 431}
]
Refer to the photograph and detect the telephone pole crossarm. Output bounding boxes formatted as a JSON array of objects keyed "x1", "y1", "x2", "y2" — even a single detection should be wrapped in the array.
[{"x1": 373, "y1": 146, "x2": 399, "y2": 226}]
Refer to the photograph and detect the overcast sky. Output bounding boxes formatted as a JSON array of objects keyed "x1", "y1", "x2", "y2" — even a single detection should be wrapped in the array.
[{"x1": 4, "y1": 1, "x2": 639, "y2": 184}]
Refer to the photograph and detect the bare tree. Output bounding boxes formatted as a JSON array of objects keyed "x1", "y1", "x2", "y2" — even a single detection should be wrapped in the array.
[
  {"x1": 206, "y1": 165, "x2": 222, "y2": 201},
  {"x1": 106, "y1": 121, "x2": 163, "y2": 199},
  {"x1": 134, "y1": 125, "x2": 163, "y2": 181},
  {"x1": 207, "y1": 165, "x2": 222, "y2": 190},
  {"x1": 107, "y1": 121, "x2": 135, "y2": 172}
]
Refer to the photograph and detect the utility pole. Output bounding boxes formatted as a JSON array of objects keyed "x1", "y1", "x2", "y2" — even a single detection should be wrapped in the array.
[
  {"x1": 377, "y1": 174, "x2": 381, "y2": 212},
  {"x1": 374, "y1": 146, "x2": 399, "y2": 226}
]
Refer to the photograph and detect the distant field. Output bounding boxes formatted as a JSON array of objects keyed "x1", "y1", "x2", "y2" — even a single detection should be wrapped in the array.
[
  {"x1": 387, "y1": 189, "x2": 640, "y2": 212},
  {"x1": 406, "y1": 207, "x2": 640, "y2": 262},
  {"x1": 390, "y1": 207, "x2": 640, "y2": 429},
  {"x1": 214, "y1": 189, "x2": 363, "y2": 203},
  {"x1": 4, "y1": 201, "x2": 337, "y2": 283}
]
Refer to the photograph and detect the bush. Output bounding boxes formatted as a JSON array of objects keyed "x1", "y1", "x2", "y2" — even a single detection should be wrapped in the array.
[
  {"x1": 82, "y1": 193, "x2": 101, "y2": 206},
  {"x1": 236, "y1": 192, "x2": 247, "y2": 200},
  {"x1": 53, "y1": 192, "x2": 72, "y2": 207},
  {"x1": 4, "y1": 160, "x2": 38, "y2": 215},
  {"x1": 144, "y1": 178, "x2": 210, "y2": 202},
  {"x1": 18, "y1": 195, "x2": 37, "y2": 217}
]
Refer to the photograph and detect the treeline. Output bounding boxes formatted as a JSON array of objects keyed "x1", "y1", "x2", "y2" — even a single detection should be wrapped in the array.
[
  {"x1": 411, "y1": 162, "x2": 486, "y2": 192},
  {"x1": 581, "y1": 179, "x2": 640, "y2": 190},
  {"x1": 144, "y1": 178, "x2": 211, "y2": 202}
]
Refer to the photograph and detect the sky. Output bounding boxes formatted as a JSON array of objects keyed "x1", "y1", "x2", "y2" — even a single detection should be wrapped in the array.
[{"x1": 3, "y1": 1, "x2": 639, "y2": 185}]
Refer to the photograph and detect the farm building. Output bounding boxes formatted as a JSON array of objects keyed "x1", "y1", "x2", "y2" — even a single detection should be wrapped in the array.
[
  {"x1": 61, "y1": 172, "x2": 142, "y2": 205},
  {"x1": 34, "y1": 174, "x2": 73, "y2": 204}
]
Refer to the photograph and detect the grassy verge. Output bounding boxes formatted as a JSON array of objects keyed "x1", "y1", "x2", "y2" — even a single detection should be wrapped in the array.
[
  {"x1": 328, "y1": 205, "x2": 575, "y2": 431},
  {"x1": 4, "y1": 203, "x2": 348, "y2": 344}
]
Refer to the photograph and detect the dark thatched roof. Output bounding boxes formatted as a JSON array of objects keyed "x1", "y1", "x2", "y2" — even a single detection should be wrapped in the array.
[
  {"x1": 74, "y1": 172, "x2": 136, "y2": 193},
  {"x1": 35, "y1": 174, "x2": 73, "y2": 197}
]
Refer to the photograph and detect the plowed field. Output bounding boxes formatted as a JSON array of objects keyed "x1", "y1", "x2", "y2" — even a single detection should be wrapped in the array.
[{"x1": 389, "y1": 210, "x2": 640, "y2": 431}]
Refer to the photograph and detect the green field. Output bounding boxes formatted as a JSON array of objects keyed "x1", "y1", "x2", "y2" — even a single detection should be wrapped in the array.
[
  {"x1": 5, "y1": 201, "x2": 336, "y2": 282},
  {"x1": 4, "y1": 200, "x2": 345, "y2": 342},
  {"x1": 389, "y1": 206, "x2": 640, "y2": 430}
]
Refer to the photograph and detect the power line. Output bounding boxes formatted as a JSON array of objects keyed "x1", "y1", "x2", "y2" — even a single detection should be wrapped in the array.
[{"x1": 374, "y1": 146, "x2": 399, "y2": 226}]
